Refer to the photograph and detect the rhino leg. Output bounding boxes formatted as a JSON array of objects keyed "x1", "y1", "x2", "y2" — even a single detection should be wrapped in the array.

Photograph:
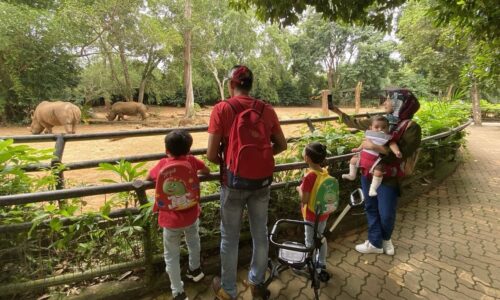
[
  {"x1": 118, "y1": 113, "x2": 125, "y2": 121},
  {"x1": 64, "y1": 123, "x2": 76, "y2": 134},
  {"x1": 44, "y1": 126, "x2": 53, "y2": 134}
]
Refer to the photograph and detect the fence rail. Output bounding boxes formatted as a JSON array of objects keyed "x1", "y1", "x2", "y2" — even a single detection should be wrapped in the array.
[
  {"x1": 1, "y1": 112, "x2": 382, "y2": 191},
  {"x1": 0, "y1": 115, "x2": 472, "y2": 297}
]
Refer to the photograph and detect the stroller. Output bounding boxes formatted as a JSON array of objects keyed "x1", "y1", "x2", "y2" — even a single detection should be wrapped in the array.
[{"x1": 265, "y1": 188, "x2": 365, "y2": 300}]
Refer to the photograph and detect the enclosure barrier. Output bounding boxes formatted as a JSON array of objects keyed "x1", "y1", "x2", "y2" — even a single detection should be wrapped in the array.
[
  {"x1": 0, "y1": 116, "x2": 472, "y2": 297},
  {"x1": 1, "y1": 113, "x2": 382, "y2": 178}
]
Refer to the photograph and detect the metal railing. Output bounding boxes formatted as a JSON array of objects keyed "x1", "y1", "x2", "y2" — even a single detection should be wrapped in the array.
[{"x1": 0, "y1": 115, "x2": 472, "y2": 296}]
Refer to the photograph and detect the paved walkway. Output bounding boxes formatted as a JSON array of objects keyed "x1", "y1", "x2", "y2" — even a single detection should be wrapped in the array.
[{"x1": 150, "y1": 124, "x2": 500, "y2": 300}]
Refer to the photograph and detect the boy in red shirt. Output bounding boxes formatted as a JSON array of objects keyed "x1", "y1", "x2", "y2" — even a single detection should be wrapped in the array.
[
  {"x1": 147, "y1": 130, "x2": 210, "y2": 300},
  {"x1": 297, "y1": 142, "x2": 334, "y2": 278}
]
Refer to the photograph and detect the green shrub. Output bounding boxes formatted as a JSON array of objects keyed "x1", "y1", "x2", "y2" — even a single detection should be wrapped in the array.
[{"x1": 0, "y1": 139, "x2": 55, "y2": 195}]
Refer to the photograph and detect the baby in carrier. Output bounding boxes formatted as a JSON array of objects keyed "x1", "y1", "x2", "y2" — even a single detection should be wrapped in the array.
[{"x1": 342, "y1": 115, "x2": 401, "y2": 196}]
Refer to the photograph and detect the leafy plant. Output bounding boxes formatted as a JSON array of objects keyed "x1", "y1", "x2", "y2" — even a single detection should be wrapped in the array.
[
  {"x1": 414, "y1": 100, "x2": 470, "y2": 136},
  {"x1": 97, "y1": 159, "x2": 147, "y2": 208},
  {"x1": 0, "y1": 139, "x2": 54, "y2": 195}
]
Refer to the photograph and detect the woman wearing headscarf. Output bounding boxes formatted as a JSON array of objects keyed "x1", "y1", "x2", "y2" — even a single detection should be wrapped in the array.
[{"x1": 330, "y1": 89, "x2": 421, "y2": 255}]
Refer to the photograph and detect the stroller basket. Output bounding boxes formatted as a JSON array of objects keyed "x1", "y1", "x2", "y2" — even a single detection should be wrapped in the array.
[{"x1": 278, "y1": 241, "x2": 308, "y2": 267}]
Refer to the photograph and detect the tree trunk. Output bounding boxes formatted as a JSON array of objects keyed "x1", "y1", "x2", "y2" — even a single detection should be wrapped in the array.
[
  {"x1": 209, "y1": 65, "x2": 225, "y2": 99},
  {"x1": 138, "y1": 80, "x2": 146, "y2": 104},
  {"x1": 354, "y1": 81, "x2": 362, "y2": 114},
  {"x1": 218, "y1": 80, "x2": 225, "y2": 100},
  {"x1": 118, "y1": 42, "x2": 133, "y2": 102},
  {"x1": 100, "y1": 38, "x2": 122, "y2": 92},
  {"x1": 446, "y1": 84, "x2": 454, "y2": 101},
  {"x1": 184, "y1": 0, "x2": 194, "y2": 117},
  {"x1": 327, "y1": 68, "x2": 333, "y2": 90},
  {"x1": 471, "y1": 80, "x2": 482, "y2": 126}
]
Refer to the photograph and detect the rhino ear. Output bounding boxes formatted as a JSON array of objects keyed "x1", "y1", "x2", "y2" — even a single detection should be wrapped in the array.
[{"x1": 29, "y1": 110, "x2": 34, "y2": 118}]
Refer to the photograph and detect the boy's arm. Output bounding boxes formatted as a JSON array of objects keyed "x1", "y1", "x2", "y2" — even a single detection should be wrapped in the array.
[
  {"x1": 192, "y1": 156, "x2": 211, "y2": 175},
  {"x1": 198, "y1": 165, "x2": 210, "y2": 175},
  {"x1": 295, "y1": 186, "x2": 310, "y2": 205},
  {"x1": 146, "y1": 161, "x2": 161, "y2": 182}
]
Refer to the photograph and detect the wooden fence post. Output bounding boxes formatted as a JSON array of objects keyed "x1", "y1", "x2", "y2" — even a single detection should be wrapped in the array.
[
  {"x1": 321, "y1": 90, "x2": 330, "y2": 117},
  {"x1": 133, "y1": 180, "x2": 154, "y2": 286}
]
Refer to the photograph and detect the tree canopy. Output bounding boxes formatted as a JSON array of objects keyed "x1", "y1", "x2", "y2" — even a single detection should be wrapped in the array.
[{"x1": 0, "y1": 0, "x2": 498, "y2": 123}]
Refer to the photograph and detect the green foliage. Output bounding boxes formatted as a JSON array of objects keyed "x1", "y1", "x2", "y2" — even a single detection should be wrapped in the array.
[
  {"x1": 98, "y1": 159, "x2": 147, "y2": 207},
  {"x1": 414, "y1": 100, "x2": 470, "y2": 136},
  {"x1": 0, "y1": 2, "x2": 80, "y2": 122},
  {"x1": 0, "y1": 139, "x2": 55, "y2": 195},
  {"x1": 480, "y1": 100, "x2": 500, "y2": 114},
  {"x1": 428, "y1": 0, "x2": 499, "y2": 42},
  {"x1": 229, "y1": 0, "x2": 406, "y2": 30},
  {"x1": 98, "y1": 159, "x2": 147, "y2": 183},
  {"x1": 396, "y1": 0, "x2": 498, "y2": 102}
]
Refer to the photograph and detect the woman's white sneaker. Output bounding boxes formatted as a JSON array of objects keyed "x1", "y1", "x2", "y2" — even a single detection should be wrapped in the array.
[
  {"x1": 355, "y1": 240, "x2": 383, "y2": 254},
  {"x1": 382, "y1": 239, "x2": 395, "y2": 255}
]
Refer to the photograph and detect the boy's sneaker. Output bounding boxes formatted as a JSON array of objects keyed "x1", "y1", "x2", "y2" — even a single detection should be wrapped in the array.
[
  {"x1": 173, "y1": 292, "x2": 188, "y2": 300},
  {"x1": 382, "y1": 239, "x2": 395, "y2": 256},
  {"x1": 355, "y1": 240, "x2": 383, "y2": 254},
  {"x1": 186, "y1": 267, "x2": 204, "y2": 282},
  {"x1": 212, "y1": 276, "x2": 234, "y2": 300}
]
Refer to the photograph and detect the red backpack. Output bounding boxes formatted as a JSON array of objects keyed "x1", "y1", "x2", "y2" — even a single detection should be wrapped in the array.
[
  {"x1": 154, "y1": 159, "x2": 200, "y2": 211},
  {"x1": 224, "y1": 99, "x2": 274, "y2": 190}
]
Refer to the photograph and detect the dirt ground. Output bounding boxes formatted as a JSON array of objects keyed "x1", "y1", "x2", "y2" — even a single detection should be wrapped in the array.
[{"x1": 1, "y1": 105, "x2": 379, "y2": 210}]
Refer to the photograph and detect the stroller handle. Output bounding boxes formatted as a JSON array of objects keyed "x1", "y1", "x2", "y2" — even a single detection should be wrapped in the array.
[{"x1": 269, "y1": 219, "x2": 315, "y2": 252}]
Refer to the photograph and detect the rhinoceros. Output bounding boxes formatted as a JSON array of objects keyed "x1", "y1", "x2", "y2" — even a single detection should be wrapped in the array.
[
  {"x1": 106, "y1": 101, "x2": 148, "y2": 121},
  {"x1": 30, "y1": 101, "x2": 81, "y2": 134}
]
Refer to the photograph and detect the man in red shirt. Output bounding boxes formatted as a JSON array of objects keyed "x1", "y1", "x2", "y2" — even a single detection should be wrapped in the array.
[{"x1": 207, "y1": 65, "x2": 287, "y2": 300}]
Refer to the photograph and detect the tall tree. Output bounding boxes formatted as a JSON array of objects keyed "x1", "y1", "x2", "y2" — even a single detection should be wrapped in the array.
[{"x1": 184, "y1": 0, "x2": 195, "y2": 117}]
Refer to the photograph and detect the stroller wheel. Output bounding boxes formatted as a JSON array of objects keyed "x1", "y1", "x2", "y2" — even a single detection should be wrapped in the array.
[{"x1": 318, "y1": 270, "x2": 331, "y2": 282}]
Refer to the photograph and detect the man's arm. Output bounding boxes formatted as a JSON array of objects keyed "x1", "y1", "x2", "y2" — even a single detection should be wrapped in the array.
[
  {"x1": 271, "y1": 128, "x2": 287, "y2": 155},
  {"x1": 206, "y1": 133, "x2": 222, "y2": 164}
]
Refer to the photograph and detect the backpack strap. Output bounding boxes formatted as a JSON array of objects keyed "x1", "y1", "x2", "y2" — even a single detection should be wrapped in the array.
[
  {"x1": 226, "y1": 98, "x2": 245, "y2": 115},
  {"x1": 226, "y1": 98, "x2": 266, "y2": 115},
  {"x1": 253, "y1": 99, "x2": 266, "y2": 115},
  {"x1": 392, "y1": 119, "x2": 412, "y2": 142}
]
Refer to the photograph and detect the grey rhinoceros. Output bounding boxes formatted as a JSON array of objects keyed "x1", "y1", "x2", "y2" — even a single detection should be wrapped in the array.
[
  {"x1": 106, "y1": 101, "x2": 148, "y2": 121},
  {"x1": 30, "y1": 101, "x2": 81, "y2": 134}
]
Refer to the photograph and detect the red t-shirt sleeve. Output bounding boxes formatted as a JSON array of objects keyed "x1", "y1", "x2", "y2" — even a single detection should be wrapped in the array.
[
  {"x1": 188, "y1": 155, "x2": 207, "y2": 171},
  {"x1": 148, "y1": 159, "x2": 166, "y2": 181},
  {"x1": 300, "y1": 172, "x2": 317, "y2": 193}
]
